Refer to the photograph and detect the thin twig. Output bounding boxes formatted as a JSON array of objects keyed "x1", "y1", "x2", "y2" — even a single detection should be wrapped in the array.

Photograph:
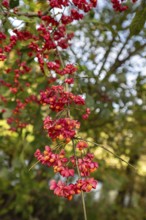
[
  {"x1": 75, "y1": 137, "x2": 137, "y2": 170},
  {"x1": 29, "y1": 160, "x2": 39, "y2": 171},
  {"x1": 72, "y1": 139, "x2": 88, "y2": 220},
  {"x1": 2, "y1": 7, "x2": 52, "y2": 18}
]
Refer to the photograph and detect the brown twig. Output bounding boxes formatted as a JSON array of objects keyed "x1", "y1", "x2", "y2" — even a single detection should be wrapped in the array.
[
  {"x1": 72, "y1": 139, "x2": 88, "y2": 220},
  {"x1": 2, "y1": 7, "x2": 52, "y2": 18},
  {"x1": 75, "y1": 137, "x2": 137, "y2": 170}
]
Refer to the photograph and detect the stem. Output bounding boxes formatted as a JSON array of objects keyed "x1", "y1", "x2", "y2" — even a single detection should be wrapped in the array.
[
  {"x1": 72, "y1": 139, "x2": 88, "y2": 220},
  {"x1": 29, "y1": 160, "x2": 39, "y2": 171},
  {"x1": 56, "y1": 46, "x2": 70, "y2": 117},
  {"x1": 81, "y1": 191, "x2": 87, "y2": 220},
  {"x1": 75, "y1": 137, "x2": 137, "y2": 170},
  {"x1": 2, "y1": 8, "x2": 52, "y2": 18}
]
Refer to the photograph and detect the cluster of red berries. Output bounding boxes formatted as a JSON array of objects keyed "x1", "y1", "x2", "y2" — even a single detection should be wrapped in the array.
[
  {"x1": 5, "y1": 95, "x2": 39, "y2": 130},
  {"x1": 34, "y1": 146, "x2": 74, "y2": 177},
  {"x1": 43, "y1": 116, "x2": 80, "y2": 142},
  {"x1": 0, "y1": 57, "x2": 40, "y2": 130},
  {"x1": 40, "y1": 85, "x2": 85, "y2": 112},
  {"x1": 49, "y1": 0, "x2": 97, "y2": 12},
  {"x1": 82, "y1": 108, "x2": 91, "y2": 120},
  {"x1": 35, "y1": 143, "x2": 98, "y2": 200},
  {"x1": 2, "y1": 0, "x2": 9, "y2": 8},
  {"x1": 71, "y1": 152, "x2": 98, "y2": 176},
  {"x1": 111, "y1": 0, "x2": 137, "y2": 12},
  {"x1": 50, "y1": 178, "x2": 97, "y2": 200},
  {"x1": 1, "y1": 0, "x2": 95, "y2": 131},
  {"x1": 1, "y1": 0, "x2": 136, "y2": 201}
]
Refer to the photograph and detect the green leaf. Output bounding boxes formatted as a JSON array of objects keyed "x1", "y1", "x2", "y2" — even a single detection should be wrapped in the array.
[
  {"x1": 130, "y1": 7, "x2": 146, "y2": 36},
  {"x1": 10, "y1": 0, "x2": 19, "y2": 8}
]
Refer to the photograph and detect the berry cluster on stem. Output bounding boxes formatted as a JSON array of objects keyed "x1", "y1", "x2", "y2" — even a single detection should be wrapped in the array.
[{"x1": 0, "y1": 0, "x2": 137, "y2": 219}]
